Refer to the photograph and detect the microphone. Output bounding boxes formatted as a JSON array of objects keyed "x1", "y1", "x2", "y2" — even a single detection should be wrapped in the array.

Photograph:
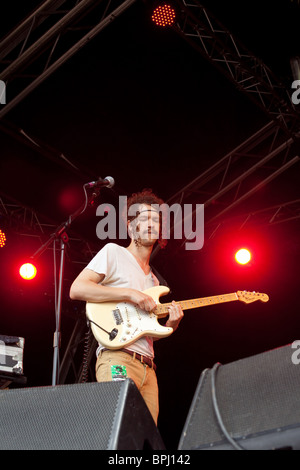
[{"x1": 85, "y1": 176, "x2": 115, "y2": 189}]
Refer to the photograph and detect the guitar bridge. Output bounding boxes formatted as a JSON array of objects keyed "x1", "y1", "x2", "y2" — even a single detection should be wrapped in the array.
[{"x1": 112, "y1": 308, "x2": 123, "y2": 325}]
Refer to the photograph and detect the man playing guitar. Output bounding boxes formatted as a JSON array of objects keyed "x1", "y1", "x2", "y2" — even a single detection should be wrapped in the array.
[{"x1": 70, "y1": 189, "x2": 184, "y2": 424}]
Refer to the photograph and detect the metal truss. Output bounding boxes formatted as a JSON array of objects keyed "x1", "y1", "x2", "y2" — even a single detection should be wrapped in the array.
[
  {"x1": 199, "y1": 199, "x2": 300, "y2": 248},
  {"x1": 173, "y1": 0, "x2": 300, "y2": 137},
  {"x1": 152, "y1": 119, "x2": 300, "y2": 257},
  {"x1": 0, "y1": 119, "x2": 94, "y2": 179},
  {"x1": 225, "y1": 199, "x2": 300, "y2": 231},
  {"x1": 0, "y1": 0, "x2": 137, "y2": 119},
  {"x1": 149, "y1": 0, "x2": 300, "y2": 257},
  {"x1": 0, "y1": 193, "x2": 50, "y2": 237},
  {"x1": 0, "y1": 192, "x2": 99, "y2": 265},
  {"x1": 0, "y1": 0, "x2": 70, "y2": 60},
  {"x1": 0, "y1": 192, "x2": 101, "y2": 385}
]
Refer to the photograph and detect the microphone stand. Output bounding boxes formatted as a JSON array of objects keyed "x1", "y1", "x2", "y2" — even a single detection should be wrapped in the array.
[{"x1": 31, "y1": 186, "x2": 101, "y2": 386}]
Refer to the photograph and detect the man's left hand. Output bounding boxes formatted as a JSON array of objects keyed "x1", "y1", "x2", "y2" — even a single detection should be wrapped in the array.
[{"x1": 166, "y1": 301, "x2": 184, "y2": 331}]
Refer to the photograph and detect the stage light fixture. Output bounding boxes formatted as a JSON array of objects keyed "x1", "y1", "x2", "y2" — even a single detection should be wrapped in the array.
[
  {"x1": 19, "y1": 263, "x2": 37, "y2": 280},
  {"x1": 151, "y1": 3, "x2": 176, "y2": 27},
  {"x1": 0, "y1": 229, "x2": 6, "y2": 248},
  {"x1": 235, "y1": 248, "x2": 251, "y2": 265}
]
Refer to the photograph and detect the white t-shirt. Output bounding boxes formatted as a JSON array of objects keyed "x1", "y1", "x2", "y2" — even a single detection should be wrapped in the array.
[{"x1": 86, "y1": 243, "x2": 159, "y2": 358}]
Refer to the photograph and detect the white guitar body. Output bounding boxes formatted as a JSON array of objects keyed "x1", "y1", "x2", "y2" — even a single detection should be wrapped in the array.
[{"x1": 86, "y1": 285, "x2": 173, "y2": 349}]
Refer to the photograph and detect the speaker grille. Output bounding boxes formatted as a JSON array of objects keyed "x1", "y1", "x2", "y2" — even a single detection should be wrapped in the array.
[
  {"x1": 179, "y1": 345, "x2": 300, "y2": 449},
  {"x1": 0, "y1": 380, "x2": 165, "y2": 450}
]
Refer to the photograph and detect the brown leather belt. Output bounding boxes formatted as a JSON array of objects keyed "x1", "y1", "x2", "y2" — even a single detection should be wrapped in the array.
[{"x1": 102, "y1": 348, "x2": 156, "y2": 371}]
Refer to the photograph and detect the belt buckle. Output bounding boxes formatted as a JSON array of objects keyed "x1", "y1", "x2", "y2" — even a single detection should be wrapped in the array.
[{"x1": 138, "y1": 353, "x2": 154, "y2": 369}]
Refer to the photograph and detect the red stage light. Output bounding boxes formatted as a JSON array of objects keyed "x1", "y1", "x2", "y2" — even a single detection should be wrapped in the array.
[
  {"x1": 19, "y1": 263, "x2": 37, "y2": 280},
  {"x1": 152, "y1": 4, "x2": 176, "y2": 27},
  {"x1": 0, "y1": 229, "x2": 6, "y2": 248},
  {"x1": 235, "y1": 248, "x2": 251, "y2": 265}
]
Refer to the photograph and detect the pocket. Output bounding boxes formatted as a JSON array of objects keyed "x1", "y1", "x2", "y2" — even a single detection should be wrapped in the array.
[{"x1": 96, "y1": 357, "x2": 112, "y2": 382}]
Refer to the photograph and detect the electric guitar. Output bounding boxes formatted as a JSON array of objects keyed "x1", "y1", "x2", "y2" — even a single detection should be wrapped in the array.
[{"x1": 86, "y1": 286, "x2": 269, "y2": 349}]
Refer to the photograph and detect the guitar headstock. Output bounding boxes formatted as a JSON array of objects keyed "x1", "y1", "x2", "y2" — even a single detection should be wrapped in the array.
[{"x1": 237, "y1": 290, "x2": 269, "y2": 304}]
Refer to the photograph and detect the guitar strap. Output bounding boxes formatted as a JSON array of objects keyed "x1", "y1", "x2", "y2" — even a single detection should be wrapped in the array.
[{"x1": 150, "y1": 265, "x2": 172, "y2": 294}]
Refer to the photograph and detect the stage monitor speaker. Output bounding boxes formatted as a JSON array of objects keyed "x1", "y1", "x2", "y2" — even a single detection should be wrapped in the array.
[
  {"x1": 178, "y1": 344, "x2": 300, "y2": 450},
  {"x1": 0, "y1": 379, "x2": 165, "y2": 450}
]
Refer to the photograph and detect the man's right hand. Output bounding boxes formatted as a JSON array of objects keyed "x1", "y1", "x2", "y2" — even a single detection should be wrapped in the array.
[
  {"x1": 70, "y1": 269, "x2": 156, "y2": 312},
  {"x1": 127, "y1": 289, "x2": 156, "y2": 312}
]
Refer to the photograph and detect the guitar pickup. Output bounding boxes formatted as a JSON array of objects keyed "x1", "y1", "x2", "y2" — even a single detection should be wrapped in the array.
[{"x1": 112, "y1": 308, "x2": 123, "y2": 325}]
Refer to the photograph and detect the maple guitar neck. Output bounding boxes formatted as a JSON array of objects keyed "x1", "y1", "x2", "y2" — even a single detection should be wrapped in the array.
[{"x1": 155, "y1": 292, "x2": 238, "y2": 318}]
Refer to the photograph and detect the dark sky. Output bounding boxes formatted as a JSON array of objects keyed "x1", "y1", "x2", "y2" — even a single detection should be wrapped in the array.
[{"x1": 1, "y1": 0, "x2": 300, "y2": 449}]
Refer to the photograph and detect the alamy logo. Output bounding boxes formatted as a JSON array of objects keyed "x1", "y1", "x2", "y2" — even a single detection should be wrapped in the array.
[
  {"x1": 291, "y1": 80, "x2": 300, "y2": 105},
  {"x1": 0, "y1": 80, "x2": 6, "y2": 104},
  {"x1": 291, "y1": 340, "x2": 300, "y2": 365},
  {"x1": 95, "y1": 196, "x2": 204, "y2": 251}
]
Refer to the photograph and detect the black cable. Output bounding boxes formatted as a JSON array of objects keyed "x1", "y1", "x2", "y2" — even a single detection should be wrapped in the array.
[
  {"x1": 211, "y1": 362, "x2": 245, "y2": 450},
  {"x1": 88, "y1": 319, "x2": 118, "y2": 340},
  {"x1": 81, "y1": 323, "x2": 92, "y2": 383}
]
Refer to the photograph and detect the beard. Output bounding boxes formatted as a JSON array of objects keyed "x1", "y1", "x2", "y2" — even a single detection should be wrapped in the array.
[{"x1": 134, "y1": 231, "x2": 159, "y2": 247}]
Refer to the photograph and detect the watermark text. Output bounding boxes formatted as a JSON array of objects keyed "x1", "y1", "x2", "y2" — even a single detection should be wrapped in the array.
[
  {"x1": 0, "y1": 80, "x2": 6, "y2": 104},
  {"x1": 291, "y1": 80, "x2": 300, "y2": 105},
  {"x1": 95, "y1": 196, "x2": 204, "y2": 251},
  {"x1": 291, "y1": 340, "x2": 300, "y2": 365}
]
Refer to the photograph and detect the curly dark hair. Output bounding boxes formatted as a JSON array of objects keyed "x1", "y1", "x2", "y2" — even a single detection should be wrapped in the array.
[{"x1": 124, "y1": 189, "x2": 167, "y2": 248}]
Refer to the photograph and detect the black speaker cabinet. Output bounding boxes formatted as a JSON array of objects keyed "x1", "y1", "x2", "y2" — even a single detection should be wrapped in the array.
[
  {"x1": 179, "y1": 344, "x2": 300, "y2": 450},
  {"x1": 0, "y1": 379, "x2": 165, "y2": 450}
]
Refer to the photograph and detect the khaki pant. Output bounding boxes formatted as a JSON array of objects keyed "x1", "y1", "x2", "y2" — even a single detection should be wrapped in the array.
[{"x1": 96, "y1": 349, "x2": 159, "y2": 424}]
